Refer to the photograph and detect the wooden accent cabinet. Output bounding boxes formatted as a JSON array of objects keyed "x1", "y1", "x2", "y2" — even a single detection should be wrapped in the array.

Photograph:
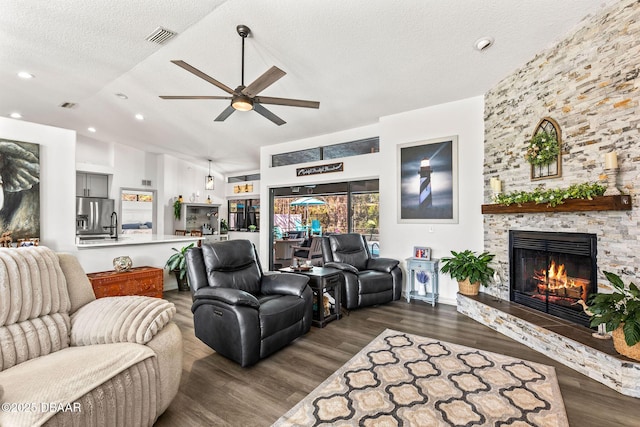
[{"x1": 87, "y1": 266, "x2": 163, "y2": 298}]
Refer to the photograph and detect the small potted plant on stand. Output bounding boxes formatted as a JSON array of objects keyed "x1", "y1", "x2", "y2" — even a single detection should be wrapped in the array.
[
  {"x1": 587, "y1": 271, "x2": 640, "y2": 361},
  {"x1": 440, "y1": 250, "x2": 495, "y2": 296},
  {"x1": 165, "y1": 243, "x2": 194, "y2": 292}
]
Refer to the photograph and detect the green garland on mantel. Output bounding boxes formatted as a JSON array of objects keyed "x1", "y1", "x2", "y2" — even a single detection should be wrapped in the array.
[{"x1": 494, "y1": 182, "x2": 606, "y2": 208}]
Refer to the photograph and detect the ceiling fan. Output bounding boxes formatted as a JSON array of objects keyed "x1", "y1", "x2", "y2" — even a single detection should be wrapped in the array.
[{"x1": 160, "y1": 25, "x2": 320, "y2": 126}]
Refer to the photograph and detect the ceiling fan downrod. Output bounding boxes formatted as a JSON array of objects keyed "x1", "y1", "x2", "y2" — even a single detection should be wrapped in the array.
[{"x1": 237, "y1": 25, "x2": 251, "y2": 87}]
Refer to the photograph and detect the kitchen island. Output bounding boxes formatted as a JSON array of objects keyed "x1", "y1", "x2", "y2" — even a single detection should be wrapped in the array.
[
  {"x1": 76, "y1": 234, "x2": 201, "y2": 248},
  {"x1": 76, "y1": 234, "x2": 203, "y2": 291}
]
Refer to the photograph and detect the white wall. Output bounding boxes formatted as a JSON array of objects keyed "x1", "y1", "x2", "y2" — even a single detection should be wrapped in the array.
[
  {"x1": 380, "y1": 96, "x2": 485, "y2": 304},
  {"x1": 76, "y1": 141, "x2": 227, "y2": 235},
  {"x1": 259, "y1": 96, "x2": 485, "y2": 305},
  {"x1": 259, "y1": 123, "x2": 382, "y2": 258},
  {"x1": 0, "y1": 117, "x2": 77, "y2": 252}
]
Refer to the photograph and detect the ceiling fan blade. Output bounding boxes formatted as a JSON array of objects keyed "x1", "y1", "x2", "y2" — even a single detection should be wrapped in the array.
[
  {"x1": 253, "y1": 103, "x2": 286, "y2": 126},
  {"x1": 214, "y1": 105, "x2": 236, "y2": 122},
  {"x1": 171, "y1": 60, "x2": 235, "y2": 94},
  {"x1": 255, "y1": 96, "x2": 320, "y2": 109},
  {"x1": 159, "y1": 95, "x2": 233, "y2": 100},
  {"x1": 241, "y1": 66, "x2": 286, "y2": 97}
]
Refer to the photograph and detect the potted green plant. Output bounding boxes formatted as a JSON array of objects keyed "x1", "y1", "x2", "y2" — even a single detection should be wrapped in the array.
[
  {"x1": 587, "y1": 271, "x2": 640, "y2": 361},
  {"x1": 248, "y1": 224, "x2": 257, "y2": 232},
  {"x1": 220, "y1": 219, "x2": 229, "y2": 234},
  {"x1": 173, "y1": 197, "x2": 183, "y2": 220},
  {"x1": 165, "y1": 243, "x2": 194, "y2": 291},
  {"x1": 440, "y1": 250, "x2": 495, "y2": 296}
]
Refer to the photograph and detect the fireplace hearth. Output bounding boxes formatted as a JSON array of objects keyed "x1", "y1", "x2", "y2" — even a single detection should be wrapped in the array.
[{"x1": 509, "y1": 230, "x2": 597, "y2": 327}]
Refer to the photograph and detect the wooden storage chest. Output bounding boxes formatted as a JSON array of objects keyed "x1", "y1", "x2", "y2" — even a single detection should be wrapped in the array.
[{"x1": 87, "y1": 266, "x2": 163, "y2": 298}]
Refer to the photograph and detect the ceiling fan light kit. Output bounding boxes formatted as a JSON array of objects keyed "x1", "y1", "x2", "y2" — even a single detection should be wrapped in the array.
[
  {"x1": 160, "y1": 24, "x2": 319, "y2": 125},
  {"x1": 232, "y1": 94, "x2": 254, "y2": 111}
]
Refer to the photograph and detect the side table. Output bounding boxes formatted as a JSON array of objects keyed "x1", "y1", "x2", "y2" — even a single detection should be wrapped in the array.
[
  {"x1": 405, "y1": 258, "x2": 439, "y2": 306},
  {"x1": 279, "y1": 266, "x2": 343, "y2": 327},
  {"x1": 87, "y1": 266, "x2": 163, "y2": 298}
]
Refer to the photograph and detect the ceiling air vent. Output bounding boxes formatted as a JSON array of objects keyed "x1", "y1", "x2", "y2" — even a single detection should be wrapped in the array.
[
  {"x1": 145, "y1": 27, "x2": 178, "y2": 45},
  {"x1": 59, "y1": 102, "x2": 78, "y2": 109}
]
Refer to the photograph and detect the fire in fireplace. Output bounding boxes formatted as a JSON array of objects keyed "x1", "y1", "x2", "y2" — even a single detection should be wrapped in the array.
[
  {"x1": 532, "y1": 260, "x2": 590, "y2": 301},
  {"x1": 509, "y1": 230, "x2": 597, "y2": 327}
]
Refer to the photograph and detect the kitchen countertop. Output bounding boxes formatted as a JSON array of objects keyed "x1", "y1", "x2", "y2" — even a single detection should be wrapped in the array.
[{"x1": 76, "y1": 234, "x2": 203, "y2": 248}]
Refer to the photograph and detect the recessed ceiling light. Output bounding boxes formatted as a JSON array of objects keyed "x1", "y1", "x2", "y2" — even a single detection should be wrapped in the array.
[
  {"x1": 88, "y1": 127, "x2": 96, "y2": 133},
  {"x1": 474, "y1": 37, "x2": 494, "y2": 51},
  {"x1": 135, "y1": 113, "x2": 144, "y2": 121},
  {"x1": 115, "y1": 93, "x2": 128, "y2": 100},
  {"x1": 10, "y1": 112, "x2": 22, "y2": 119},
  {"x1": 17, "y1": 71, "x2": 34, "y2": 79}
]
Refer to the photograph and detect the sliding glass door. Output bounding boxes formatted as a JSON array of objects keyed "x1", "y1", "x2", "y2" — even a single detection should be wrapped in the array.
[{"x1": 269, "y1": 179, "x2": 378, "y2": 269}]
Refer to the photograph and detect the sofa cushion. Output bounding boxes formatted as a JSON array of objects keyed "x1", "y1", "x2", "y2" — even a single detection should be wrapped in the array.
[
  {"x1": 0, "y1": 247, "x2": 70, "y2": 326},
  {"x1": 0, "y1": 247, "x2": 71, "y2": 372},
  {"x1": 70, "y1": 296, "x2": 176, "y2": 346},
  {"x1": 0, "y1": 342, "x2": 155, "y2": 427},
  {"x1": 259, "y1": 295, "x2": 307, "y2": 339},
  {"x1": 357, "y1": 271, "x2": 394, "y2": 294},
  {"x1": 57, "y1": 253, "x2": 96, "y2": 313},
  {"x1": 328, "y1": 234, "x2": 369, "y2": 270},
  {"x1": 202, "y1": 241, "x2": 262, "y2": 294},
  {"x1": 0, "y1": 313, "x2": 70, "y2": 372}
]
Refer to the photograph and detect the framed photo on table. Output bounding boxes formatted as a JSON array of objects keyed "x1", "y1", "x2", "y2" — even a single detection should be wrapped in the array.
[{"x1": 413, "y1": 246, "x2": 431, "y2": 260}]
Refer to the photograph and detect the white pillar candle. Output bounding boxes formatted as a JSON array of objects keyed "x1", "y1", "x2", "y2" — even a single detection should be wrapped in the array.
[
  {"x1": 605, "y1": 151, "x2": 618, "y2": 169},
  {"x1": 490, "y1": 177, "x2": 501, "y2": 193}
]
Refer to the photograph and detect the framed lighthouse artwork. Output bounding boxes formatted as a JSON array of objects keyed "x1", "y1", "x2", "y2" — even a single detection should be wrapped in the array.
[{"x1": 398, "y1": 136, "x2": 458, "y2": 224}]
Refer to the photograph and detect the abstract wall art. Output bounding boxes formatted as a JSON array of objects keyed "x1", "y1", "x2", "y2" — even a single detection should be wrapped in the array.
[{"x1": 0, "y1": 138, "x2": 40, "y2": 240}]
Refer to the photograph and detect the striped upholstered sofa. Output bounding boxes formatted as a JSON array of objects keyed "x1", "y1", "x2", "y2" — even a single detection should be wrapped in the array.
[{"x1": 0, "y1": 247, "x2": 182, "y2": 426}]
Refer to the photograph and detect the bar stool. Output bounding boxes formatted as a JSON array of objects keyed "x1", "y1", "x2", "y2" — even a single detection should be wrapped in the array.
[{"x1": 190, "y1": 230, "x2": 203, "y2": 247}]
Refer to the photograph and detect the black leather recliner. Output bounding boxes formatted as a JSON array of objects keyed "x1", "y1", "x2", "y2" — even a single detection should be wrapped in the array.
[
  {"x1": 186, "y1": 239, "x2": 313, "y2": 367},
  {"x1": 321, "y1": 233, "x2": 403, "y2": 310}
]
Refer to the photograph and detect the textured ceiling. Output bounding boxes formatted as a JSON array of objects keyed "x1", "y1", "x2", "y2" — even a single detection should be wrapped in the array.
[{"x1": 0, "y1": 0, "x2": 619, "y2": 174}]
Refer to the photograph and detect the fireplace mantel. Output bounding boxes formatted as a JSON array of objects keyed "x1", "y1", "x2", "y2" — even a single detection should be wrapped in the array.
[{"x1": 481, "y1": 194, "x2": 631, "y2": 214}]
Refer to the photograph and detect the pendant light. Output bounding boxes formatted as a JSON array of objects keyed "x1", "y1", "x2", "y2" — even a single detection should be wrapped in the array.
[{"x1": 205, "y1": 160, "x2": 214, "y2": 190}]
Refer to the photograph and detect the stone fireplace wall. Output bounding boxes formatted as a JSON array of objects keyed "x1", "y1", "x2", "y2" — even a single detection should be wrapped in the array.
[{"x1": 484, "y1": 0, "x2": 640, "y2": 299}]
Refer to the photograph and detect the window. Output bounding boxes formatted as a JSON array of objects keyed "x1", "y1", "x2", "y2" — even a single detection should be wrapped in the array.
[
  {"x1": 270, "y1": 180, "x2": 379, "y2": 267},
  {"x1": 228, "y1": 199, "x2": 260, "y2": 231},
  {"x1": 227, "y1": 173, "x2": 260, "y2": 183},
  {"x1": 323, "y1": 137, "x2": 379, "y2": 159},
  {"x1": 272, "y1": 148, "x2": 321, "y2": 167},
  {"x1": 271, "y1": 137, "x2": 379, "y2": 167}
]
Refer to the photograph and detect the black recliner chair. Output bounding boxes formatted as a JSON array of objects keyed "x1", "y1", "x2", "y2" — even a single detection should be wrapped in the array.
[
  {"x1": 186, "y1": 239, "x2": 313, "y2": 367},
  {"x1": 321, "y1": 233, "x2": 403, "y2": 310}
]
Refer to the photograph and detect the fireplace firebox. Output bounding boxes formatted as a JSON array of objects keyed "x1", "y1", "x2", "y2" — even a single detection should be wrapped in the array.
[{"x1": 509, "y1": 230, "x2": 597, "y2": 327}]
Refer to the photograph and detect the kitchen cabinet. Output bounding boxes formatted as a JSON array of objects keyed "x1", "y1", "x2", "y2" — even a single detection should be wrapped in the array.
[
  {"x1": 175, "y1": 203, "x2": 220, "y2": 235},
  {"x1": 76, "y1": 172, "x2": 109, "y2": 198}
]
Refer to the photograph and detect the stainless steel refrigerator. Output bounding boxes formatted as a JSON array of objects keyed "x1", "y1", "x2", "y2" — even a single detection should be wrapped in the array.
[{"x1": 76, "y1": 197, "x2": 115, "y2": 238}]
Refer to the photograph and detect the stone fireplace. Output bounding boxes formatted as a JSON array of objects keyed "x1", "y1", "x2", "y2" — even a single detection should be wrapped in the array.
[
  {"x1": 509, "y1": 230, "x2": 597, "y2": 328},
  {"x1": 470, "y1": 0, "x2": 640, "y2": 398}
]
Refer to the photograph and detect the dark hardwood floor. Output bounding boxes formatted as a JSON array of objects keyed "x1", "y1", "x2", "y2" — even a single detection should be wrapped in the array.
[{"x1": 155, "y1": 290, "x2": 640, "y2": 426}]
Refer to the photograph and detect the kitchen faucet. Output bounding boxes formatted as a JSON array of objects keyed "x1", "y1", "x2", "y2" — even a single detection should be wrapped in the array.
[{"x1": 109, "y1": 211, "x2": 118, "y2": 240}]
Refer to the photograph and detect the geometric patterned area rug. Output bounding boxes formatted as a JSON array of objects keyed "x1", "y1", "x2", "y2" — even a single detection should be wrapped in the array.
[{"x1": 273, "y1": 329, "x2": 569, "y2": 427}]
